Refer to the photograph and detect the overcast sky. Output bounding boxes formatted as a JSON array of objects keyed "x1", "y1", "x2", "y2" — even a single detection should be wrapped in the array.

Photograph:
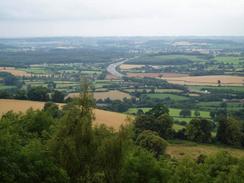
[{"x1": 0, "y1": 0, "x2": 244, "y2": 37}]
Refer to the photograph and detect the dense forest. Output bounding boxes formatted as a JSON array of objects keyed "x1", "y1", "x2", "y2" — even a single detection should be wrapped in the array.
[{"x1": 0, "y1": 81, "x2": 243, "y2": 183}]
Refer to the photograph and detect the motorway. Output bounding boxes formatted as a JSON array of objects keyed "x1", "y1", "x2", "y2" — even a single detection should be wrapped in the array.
[{"x1": 106, "y1": 60, "x2": 127, "y2": 78}]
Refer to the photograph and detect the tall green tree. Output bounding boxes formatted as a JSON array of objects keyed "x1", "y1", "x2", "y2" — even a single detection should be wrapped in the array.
[
  {"x1": 27, "y1": 86, "x2": 49, "y2": 101},
  {"x1": 50, "y1": 78, "x2": 96, "y2": 182},
  {"x1": 186, "y1": 118, "x2": 213, "y2": 143},
  {"x1": 180, "y1": 109, "x2": 191, "y2": 118},
  {"x1": 52, "y1": 90, "x2": 65, "y2": 103},
  {"x1": 134, "y1": 104, "x2": 173, "y2": 139},
  {"x1": 216, "y1": 117, "x2": 242, "y2": 146},
  {"x1": 146, "y1": 104, "x2": 169, "y2": 118}
]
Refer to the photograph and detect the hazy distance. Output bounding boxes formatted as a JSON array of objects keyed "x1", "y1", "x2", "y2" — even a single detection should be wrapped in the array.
[{"x1": 0, "y1": 0, "x2": 244, "y2": 37}]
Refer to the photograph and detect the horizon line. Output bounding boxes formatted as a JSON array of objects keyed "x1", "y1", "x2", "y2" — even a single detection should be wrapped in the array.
[{"x1": 1, "y1": 35, "x2": 244, "y2": 39}]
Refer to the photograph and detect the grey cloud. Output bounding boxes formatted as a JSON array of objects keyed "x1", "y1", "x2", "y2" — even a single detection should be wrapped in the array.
[{"x1": 0, "y1": 0, "x2": 244, "y2": 37}]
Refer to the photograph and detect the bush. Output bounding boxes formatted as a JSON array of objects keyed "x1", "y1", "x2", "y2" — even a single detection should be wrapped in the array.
[{"x1": 136, "y1": 130, "x2": 168, "y2": 158}]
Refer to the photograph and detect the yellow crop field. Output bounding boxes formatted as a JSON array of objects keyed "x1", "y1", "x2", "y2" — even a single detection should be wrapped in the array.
[
  {"x1": 161, "y1": 75, "x2": 244, "y2": 86},
  {"x1": 120, "y1": 64, "x2": 145, "y2": 69},
  {"x1": 0, "y1": 67, "x2": 31, "y2": 77},
  {"x1": 0, "y1": 99, "x2": 128, "y2": 130},
  {"x1": 127, "y1": 72, "x2": 188, "y2": 78}
]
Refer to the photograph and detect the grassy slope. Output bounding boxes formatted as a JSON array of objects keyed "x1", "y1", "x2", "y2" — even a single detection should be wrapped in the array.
[{"x1": 167, "y1": 140, "x2": 244, "y2": 159}]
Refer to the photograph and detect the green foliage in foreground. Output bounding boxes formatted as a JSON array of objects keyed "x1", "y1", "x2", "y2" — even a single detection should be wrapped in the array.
[{"x1": 0, "y1": 88, "x2": 244, "y2": 182}]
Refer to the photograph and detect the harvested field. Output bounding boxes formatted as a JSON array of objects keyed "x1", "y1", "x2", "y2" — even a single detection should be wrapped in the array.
[
  {"x1": 161, "y1": 75, "x2": 244, "y2": 86},
  {"x1": 127, "y1": 72, "x2": 188, "y2": 78},
  {"x1": 93, "y1": 109, "x2": 130, "y2": 129},
  {"x1": 0, "y1": 99, "x2": 46, "y2": 115},
  {"x1": 127, "y1": 73, "x2": 162, "y2": 78},
  {"x1": 188, "y1": 93, "x2": 200, "y2": 97},
  {"x1": 120, "y1": 64, "x2": 144, "y2": 70},
  {"x1": 94, "y1": 90, "x2": 131, "y2": 100},
  {"x1": 0, "y1": 99, "x2": 128, "y2": 130},
  {"x1": 67, "y1": 90, "x2": 131, "y2": 101},
  {"x1": 0, "y1": 67, "x2": 31, "y2": 77}
]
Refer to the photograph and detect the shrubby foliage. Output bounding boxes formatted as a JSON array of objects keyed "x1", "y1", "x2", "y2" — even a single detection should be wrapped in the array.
[{"x1": 0, "y1": 85, "x2": 244, "y2": 182}]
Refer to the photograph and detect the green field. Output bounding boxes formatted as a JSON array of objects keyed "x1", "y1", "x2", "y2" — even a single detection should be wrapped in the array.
[
  {"x1": 127, "y1": 107, "x2": 211, "y2": 130},
  {"x1": 81, "y1": 70, "x2": 102, "y2": 74},
  {"x1": 197, "y1": 101, "x2": 243, "y2": 111},
  {"x1": 20, "y1": 67, "x2": 48, "y2": 74},
  {"x1": 143, "y1": 93, "x2": 188, "y2": 101},
  {"x1": 94, "y1": 80, "x2": 122, "y2": 89},
  {"x1": 214, "y1": 56, "x2": 244, "y2": 65},
  {"x1": 123, "y1": 88, "x2": 183, "y2": 93},
  {"x1": 56, "y1": 83, "x2": 79, "y2": 89},
  {"x1": 0, "y1": 83, "x2": 16, "y2": 90},
  {"x1": 188, "y1": 85, "x2": 244, "y2": 93},
  {"x1": 127, "y1": 107, "x2": 210, "y2": 119}
]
